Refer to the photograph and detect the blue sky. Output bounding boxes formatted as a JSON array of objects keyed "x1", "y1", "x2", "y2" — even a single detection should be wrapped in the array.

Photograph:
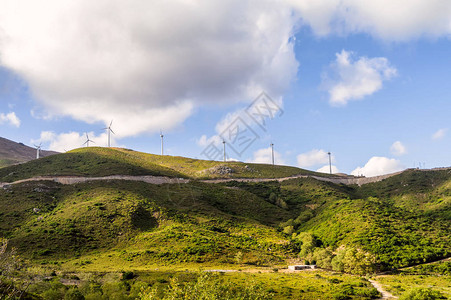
[{"x1": 0, "y1": 1, "x2": 449, "y2": 176}]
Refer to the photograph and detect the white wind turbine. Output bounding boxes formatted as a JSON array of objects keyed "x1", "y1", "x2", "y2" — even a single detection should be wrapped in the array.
[
  {"x1": 83, "y1": 133, "x2": 95, "y2": 147},
  {"x1": 270, "y1": 142, "x2": 274, "y2": 165},
  {"x1": 160, "y1": 130, "x2": 164, "y2": 155},
  {"x1": 103, "y1": 120, "x2": 115, "y2": 147},
  {"x1": 34, "y1": 143, "x2": 42, "y2": 159}
]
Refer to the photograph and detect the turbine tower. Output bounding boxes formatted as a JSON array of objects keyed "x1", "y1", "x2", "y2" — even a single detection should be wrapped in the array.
[
  {"x1": 222, "y1": 140, "x2": 226, "y2": 162},
  {"x1": 160, "y1": 130, "x2": 164, "y2": 155},
  {"x1": 103, "y1": 120, "x2": 115, "y2": 147},
  {"x1": 270, "y1": 142, "x2": 274, "y2": 165},
  {"x1": 328, "y1": 152, "x2": 332, "y2": 174},
  {"x1": 83, "y1": 133, "x2": 94, "y2": 147},
  {"x1": 34, "y1": 143, "x2": 42, "y2": 159}
]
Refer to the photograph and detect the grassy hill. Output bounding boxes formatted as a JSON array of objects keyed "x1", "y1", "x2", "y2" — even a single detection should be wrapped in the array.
[
  {"x1": 0, "y1": 147, "x2": 327, "y2": 182},
  {"x1": 1, "y1": 179, "x2": 294, "y2": 267},
  {"x1": 0, "y1": 137, "x2": 58, "y2": 168},
  {"x1": 0, "y1": 148, "x2": 449, "y2": 299},
  {"x1": 225, "y1": 169, "x2": 451, "y2": 271}
]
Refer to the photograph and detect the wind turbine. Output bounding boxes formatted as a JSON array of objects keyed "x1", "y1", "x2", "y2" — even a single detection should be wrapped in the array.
[
  {"x1": 222, "y1": 140, "x2": 226, "y2": 162},
  {"x1": 327, "y1": 152, "x2": 332, "y2": 174},
  {"x1": 83, "y1": 133, "x2": 95, "y2": 147},
  {"x1": 34, "y1": 143, "x2": 42, "y2": 159},
  {"x1": 270, "y1": 142, "x2": 274, "y2": 165},
  {"x1": 160, "y1": 130, "x2": 164, "y2": 155},
  {"x1": 103, "y1": 120, "x2": 115, "y2": 147}
]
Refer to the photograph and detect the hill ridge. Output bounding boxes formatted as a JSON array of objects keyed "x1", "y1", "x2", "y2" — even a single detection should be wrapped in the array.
[
  {"x1": 0, "y1": 136, "x2": 58, "y2": 167},
  {"x1": 2, "y1": 167, "x2": 449, "y2": 188}
]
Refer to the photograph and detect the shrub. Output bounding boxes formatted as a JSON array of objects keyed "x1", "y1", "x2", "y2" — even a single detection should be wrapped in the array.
[
  {"x1": 283, "y1": 225, "x2": 294, "y2": 235},
  {"x1": 122, "y1": 271, "x2": 135, "y2": 280},
  {"x1": 399, "y1": 287, "x2": 446, "y2": 300},
  {"x1": 139, "y1": 273, "x2": 273, "y2": 300},
  {"x1": 64, "y1": 288, "x2": 85, "y2": 300},
  {"x1": 235, "y1": 251, "x2": 243, "y2": 264}
]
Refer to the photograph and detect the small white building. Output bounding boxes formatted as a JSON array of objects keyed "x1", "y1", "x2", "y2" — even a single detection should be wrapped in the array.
[{"x1": 288, "y1": 265, "x2": 316, "y2": 271}]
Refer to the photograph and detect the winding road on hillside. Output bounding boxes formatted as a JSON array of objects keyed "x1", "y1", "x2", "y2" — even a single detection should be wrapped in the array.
[
  {"x1": 1, "y1": 167, "x2": 450, "y2": 189},
  {"x1": 0, "y1": 170, "x2": 405, "y2": 188}
]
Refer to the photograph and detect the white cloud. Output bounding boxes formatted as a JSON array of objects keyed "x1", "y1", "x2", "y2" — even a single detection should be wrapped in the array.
[
  {"x1": 351, "y1": 156, "x2": 404, "y2": 177},
  {"x1": 297, "y1": 149, "x2": 333, "y2": 168},
  {"x1": 198, "y1": 92, "x2": 283, "y2": 160},
  {"x1": 0, "y1": 0, "x2": 298, "y2": 137},
  {"x1": 323, "y1": 50, "x2": 396, "y2": 106},
  {"x1": 390, "y1": 141, "x2": 407, "y2": 156},
  {"x1": 249, "y1": 146, "x2": 286, "y2": 165},
  {"x1": 432, "y1": 128, "x2": 448, "y2": 140},
  {"x1": 316, "y1": 164, "x2": 339, "y2": 174},
  {"x1": 34, "y1": 130, "x2": 113, "y2": 152},
  {"x1": 0, "y1": 111, "x2": 20, "y2": 127},
  {"x1": 288, "y1": 0, "x2": 451, "y2": 41},
  {"x1": 197, "y1": 134, "x2": 222, "y2": 147}
]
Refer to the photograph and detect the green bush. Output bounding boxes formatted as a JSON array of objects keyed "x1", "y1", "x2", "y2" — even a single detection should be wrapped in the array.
[
  {"x1": 139, "y1": 273, "x2": 273, "y2": 300},
  {"x1": 64, "y1": 288, "x2": 85, "y2": 300},
  {"x1": 399, "y1": 287, "x2": 446, "y2": 300}
]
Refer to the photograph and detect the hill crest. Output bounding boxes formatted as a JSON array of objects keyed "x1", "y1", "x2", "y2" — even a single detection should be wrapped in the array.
[{"x1": 0, "y1": 136, "x2": 58, "y2": 167}]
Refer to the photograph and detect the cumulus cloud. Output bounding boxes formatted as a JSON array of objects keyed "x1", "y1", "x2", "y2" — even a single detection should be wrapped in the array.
[
  {"x1": 351, "y1": 156, "x2": 404, "y2": 177},
  {"x1": 323, "y1": 50, "x2": 396, "y2": 106},
  {"x1": 316, "y1": 164, "x2": 339, "y2": 174},
  {"x1": 0, "y1": 0, "x2": 297, "y2": 137},
  {"x1": 249, "y1": 146, "x2": 285, "y2": 165},
  {"x1": 390, "y1": 141, "x2": 407, "y2": 156},
  {"x1": 0, "y1": 112, "x2": 20, "y2": 127},
  {"x1": 198, "y1": 92, "x2": 283, "y2": 160},
  {"x1": 297, "y1": 149, "x2": 333, "y2": 168},
  {"x1": 288, "y1": 0, "x2": 451, "y2": 41},
  {"x1": 33, "y1": 130, "x2": 113, "y2": 152},
  {"x1": 432, "y1": 128, "x2": 448, "y2": 140},
  {"x1": 197, "y1": 134, "x2": 222, "y2": 147}
]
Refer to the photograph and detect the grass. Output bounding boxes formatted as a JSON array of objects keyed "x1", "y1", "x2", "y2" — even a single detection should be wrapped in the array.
[
  {"x1": 0, "y1": 147, "x2": 331, "y2": 183},
  {"x1": 1, "y1": 169, "x2": 450, "y2": 272},
  {"x1": 0, "y1": 154, "x2": 450, "y2": 298},
  {"x1": 1, "y1": 180, "x2": 294, "y2": 267},
  {"x1": 0, "y1": 148, "x2": 185, "y2": 182},
  {"x1": 21, "y1": 269, "x2": 379, "y2": 300},
  {"x1": 375, "y1": 274, "x2": 451, "y2": 299}
]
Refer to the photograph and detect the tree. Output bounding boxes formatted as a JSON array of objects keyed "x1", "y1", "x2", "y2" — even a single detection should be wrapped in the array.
[{"x1": 296, "y1": 232, "x2": 317, "y2": 258}]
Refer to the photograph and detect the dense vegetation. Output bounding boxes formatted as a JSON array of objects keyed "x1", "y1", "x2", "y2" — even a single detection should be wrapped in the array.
[
  {"x1": 0, "y1": 148, "x2": 449, "y2": 298},
  {"x1": 227, "y1": 170, "x2": 450, "y2": 273}
]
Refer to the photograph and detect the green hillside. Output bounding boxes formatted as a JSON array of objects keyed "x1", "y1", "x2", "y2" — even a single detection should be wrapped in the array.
[
  {"x1": 1, "y1": 180, "x2": 294, "y2": 267},
  {"x1": 0, "y1": 147, "x2": 328, "y2": 183},
  {"x1": 0, "y1": 150, "x2": 449, "y2": 299},
  {"x1": 225, "y1": 170, "x2": 451, "y2": 272}
]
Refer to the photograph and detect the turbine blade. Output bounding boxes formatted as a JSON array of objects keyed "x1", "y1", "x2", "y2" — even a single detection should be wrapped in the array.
[
  {"x1": 110, "y1": 128, "x2": 115, "y2": 134},
  {"x1": 110, "y1": 120, "x2": 113, "y2": 127}
]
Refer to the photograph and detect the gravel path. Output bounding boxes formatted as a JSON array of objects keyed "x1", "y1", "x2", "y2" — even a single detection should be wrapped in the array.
[
  {"x1": 368, "y1": 279, "x2": 398, "y2": 299},
  {"x1": 0, "y1": 175, "x2": 189, "y2": 188}
]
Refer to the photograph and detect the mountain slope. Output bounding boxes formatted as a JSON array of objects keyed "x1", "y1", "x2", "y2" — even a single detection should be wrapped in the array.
[
  {"x1": 226, "y1": 170, "x2": 451, "y2": 271},
  {"x1": 0, "y1": 137, "x2": 58, "y2": 167},
  {"x1": 0, "y1": 179, "x2": 293, "y2": 268},
  {"x1": 0, "y1": 147, "x2": 329, "y2": 182},
  {"x1": 0, "y1": 148, "x2": 449, "y2": 274}
]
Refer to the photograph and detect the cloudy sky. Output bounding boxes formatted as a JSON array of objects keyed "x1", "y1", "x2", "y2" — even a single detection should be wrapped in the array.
[{"x1": 0, "y1": 0, "x2": 450, "y2": 176}]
